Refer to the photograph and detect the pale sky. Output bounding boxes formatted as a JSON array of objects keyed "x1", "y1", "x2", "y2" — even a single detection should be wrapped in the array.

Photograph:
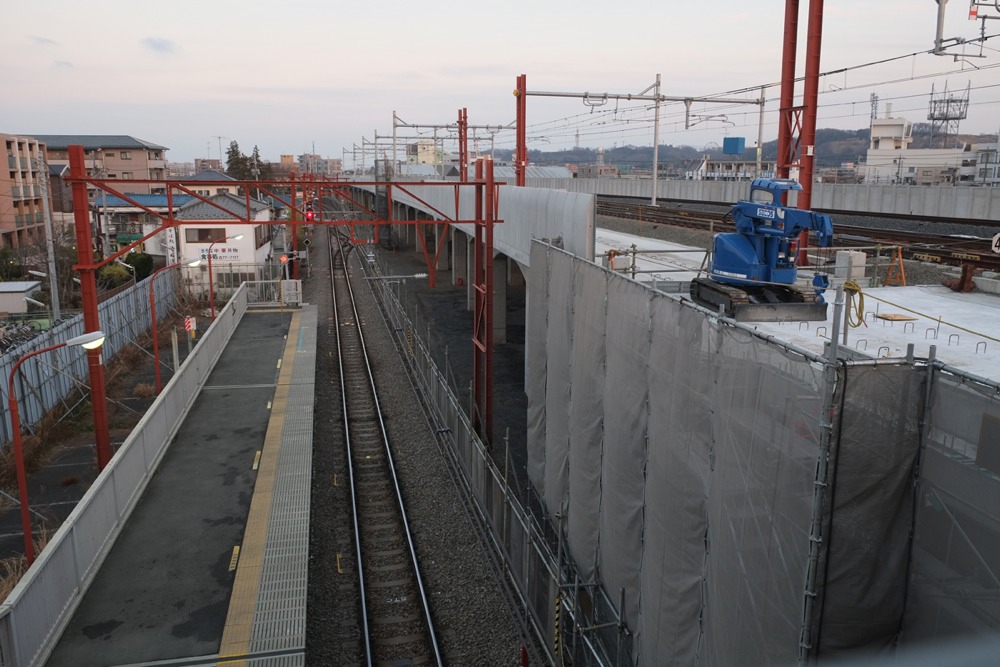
[{"x1": 5, "y1": 1, "x2": 998, "y2": 165}]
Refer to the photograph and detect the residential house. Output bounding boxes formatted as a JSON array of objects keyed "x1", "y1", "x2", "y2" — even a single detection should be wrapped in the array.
[
  {"x1": 173, "y1": 193, "x2": 274, "y2": 298},
  {"x1": 179, "y1": 170, "x2": 241, "y2": 197},
  {"x1": 91, "y1": 194, "x2": 195, "y2": 258},
  {"x1": 27, "y1": 135, "x2": 168, "y2": 194}
]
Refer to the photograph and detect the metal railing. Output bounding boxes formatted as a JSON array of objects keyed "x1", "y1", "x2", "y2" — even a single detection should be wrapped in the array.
[
  {"x1": 363, "y1": 256, "x2": 616, "y2": 666},
  {"x1": 0, "y1": 286, "x2": 250, "y2": 667}
]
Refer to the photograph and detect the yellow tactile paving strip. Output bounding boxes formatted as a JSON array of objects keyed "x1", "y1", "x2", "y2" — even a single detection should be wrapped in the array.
[{"x1": 218, "y1": 310, "x2": 301, "y2": 664}]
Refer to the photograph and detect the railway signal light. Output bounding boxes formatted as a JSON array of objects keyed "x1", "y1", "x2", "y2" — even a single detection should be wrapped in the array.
[{"x1": 305, "y1": 207, "x2": 315, "y2": 221}]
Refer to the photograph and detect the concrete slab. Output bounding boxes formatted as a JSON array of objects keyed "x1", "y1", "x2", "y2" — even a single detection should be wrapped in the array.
[
  {"x1": 750, "y1": 285, "x2": 1000, "y2": 382},
  {"x1": 595, "y1": 228, "x2": 708, "y2": 285},
  {"x1": 45, "y1": 311, "x2": 293, "y2": 667}
]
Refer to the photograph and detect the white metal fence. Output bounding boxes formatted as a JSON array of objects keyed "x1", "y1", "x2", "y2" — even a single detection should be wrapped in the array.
[{"x1": 0, "y1": 285, "x2": 250, "y2": 667}]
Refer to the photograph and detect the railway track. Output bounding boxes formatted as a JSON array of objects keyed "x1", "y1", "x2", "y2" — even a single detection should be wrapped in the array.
[
  {"x1": 596, "y1": 199, "x2": 1000, "y2": 271},
  {"x1": 328, "y1": 228, "x2": 443, "y2": 667}
]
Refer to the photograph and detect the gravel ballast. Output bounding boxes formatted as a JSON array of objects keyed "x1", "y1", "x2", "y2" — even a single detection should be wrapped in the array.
[{"x1": 305, "y1": 230, "x2": 533, "y2": 665}]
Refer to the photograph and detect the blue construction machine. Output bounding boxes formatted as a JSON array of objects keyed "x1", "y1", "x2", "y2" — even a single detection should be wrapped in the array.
[{"x1": 690, "y1": 178, "x2": 834, "y2": 321}]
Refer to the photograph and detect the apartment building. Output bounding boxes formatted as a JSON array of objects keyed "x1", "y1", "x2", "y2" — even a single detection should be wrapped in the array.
[
  {"x1": 29, "y1": 135, "x2": 168, "y2": 195},
  {"x1": 1, "y1": 134, "x2": 49, "y2": 250}
]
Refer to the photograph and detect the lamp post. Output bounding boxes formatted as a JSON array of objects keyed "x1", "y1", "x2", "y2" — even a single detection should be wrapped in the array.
[
  {"x1": 27, "y1": 270, "x2": 58, "y2": 324},
  {"x1": 114, "y1": 259, "x2": 137, "y2": 285},
  {"x1": 207, "y1": 234, "x2": 244, "y2": 318},
  {"x1": 150, "y1": 258, "x2": 202, "y2": 393},
  {"x1": 24, "y1": 297, "x2": 52, "y2": 330},
  {"x1": 9, "y1": 330, "x2": 106, "y2": 565}
]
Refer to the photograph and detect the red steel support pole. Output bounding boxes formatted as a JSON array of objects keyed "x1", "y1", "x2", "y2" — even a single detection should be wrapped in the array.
[
  {"x1": 515, "y1": 74, "x2": 527, "y2": 187},
  {"x1": 483, "y1": 157, "x2": 495, "y2": 444},
  {"x1": 69, "y1": 146, "x2": 113, "y2": 470},
  {"x1": 150, "y1": 277, "x2": 162, "y2": 393},
  {"x1": 150, "y1": 260, "x2": 190, "y2": 393},
  {"x1": 797, "y1": 0, "x2": 825, "y2": 264},
  {"x1": 473, "y1": 159, "x2": 485, "y2": 439},
  {"x1": 4, "y1": 345, "x2": 70, "y2": 564},
  {"x1": 776, "y1": 0, "x2": 799, "y2": 180},
  {"x1": 291, "y1": 172, "x2": 299, "y2": 280},
  {"x1": 458, "y1": 108, "x2": 469, "y2": 181},
  {"x1": 208, "y1": 245, "x2": 216, "y2": 319}
]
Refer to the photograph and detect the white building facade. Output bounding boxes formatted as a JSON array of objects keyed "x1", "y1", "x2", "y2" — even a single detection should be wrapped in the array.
[{"x1": 174, "y1": 193, "x2": 275, "y2": 298}]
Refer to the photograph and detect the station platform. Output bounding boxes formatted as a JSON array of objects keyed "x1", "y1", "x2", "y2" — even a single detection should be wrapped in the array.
[{"x1": 44, "y1": 306, "x2": 316, "y2": 667}]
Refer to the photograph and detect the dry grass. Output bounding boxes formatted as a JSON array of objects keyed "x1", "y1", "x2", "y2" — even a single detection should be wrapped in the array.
[
  {"x1": 0, "y1": 530, "x2": 50, "y2": 602},
  {"x1": 132, "y1": 382, "x2": 156, "y2": 399},
  {"x1": 0, "y1": 341, "x2": 151, "y2": 493},
  {"x1": 0, "y1": 557, "x2": 25, "y2": 601},
  {"x1": 0, "y1": 334, "x2": 168, "y2": 602}
]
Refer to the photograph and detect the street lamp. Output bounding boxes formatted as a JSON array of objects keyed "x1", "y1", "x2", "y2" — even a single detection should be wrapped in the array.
[
  {"x1": 24, "y1": 297, "x2": 52, "y2": 330},
  {"x1": 27, "y1": 270, "x2": 60, "y2": 322},
  {"x1": 207, "y1": 234, "x2": 244, "y2": 318},
  {"x1": 8, "y1": 330, "x2": 106, "y2": 565},
  {"x1": 150, "y1": 258, "x2": 202, "y2": 393},
  {"x1": 114, "y1": 258, "x2": 136, "y2": 280}
]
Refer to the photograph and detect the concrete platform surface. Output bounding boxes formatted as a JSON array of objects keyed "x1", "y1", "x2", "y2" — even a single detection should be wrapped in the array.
[{"x1": 44, "y1": 310, "x2": 301, "y2": 667}]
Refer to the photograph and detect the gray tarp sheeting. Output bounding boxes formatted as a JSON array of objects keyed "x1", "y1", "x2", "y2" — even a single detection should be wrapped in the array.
[
  {"x1": 526, "y1": 244, "x2": 549, "y2": 494},
  {"x1": 525, "y1": 241, "x2": 1000, "y2": 665},
  {"x1": 813, "y1": 364, "x2": 923, "y2": 656},
  {"x1": 528, "y1": 243, "x2": 828, "y2": 665},
  {"x1": 904, "y1": 370, "x2": 1000, "y2": 643},
  {"x1": 599, "y1": 275, "x2": 650, "y2": 628},
  {"x1": 642, "y1": 298, "x2": 712, "y2": 664}
]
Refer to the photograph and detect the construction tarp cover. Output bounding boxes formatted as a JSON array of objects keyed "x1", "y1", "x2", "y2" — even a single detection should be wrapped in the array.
[{"x1": 525, "y1": 243, "x2": 1000, "y2": 665}]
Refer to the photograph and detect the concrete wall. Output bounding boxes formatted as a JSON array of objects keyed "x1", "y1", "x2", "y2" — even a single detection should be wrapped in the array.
[
  {"x1": 354, "y1": 183, "x2": 595, "y2": 271},
  {"x1": 516, "y1": 177, "x2": 1000, "y2": 221}
]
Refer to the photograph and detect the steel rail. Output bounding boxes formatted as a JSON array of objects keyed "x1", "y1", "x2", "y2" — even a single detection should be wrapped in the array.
[
  {"x1": 329, "y1": 228, "x2": 443, "y2": 667},
  {"x1": 596, "y1": 200, "x2": 1000, "y2": 271}
]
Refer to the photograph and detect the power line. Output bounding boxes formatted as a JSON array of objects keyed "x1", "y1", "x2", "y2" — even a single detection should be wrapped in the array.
[{"x1": 514, "y1": 34, "x2": 1000, "y2": 151}]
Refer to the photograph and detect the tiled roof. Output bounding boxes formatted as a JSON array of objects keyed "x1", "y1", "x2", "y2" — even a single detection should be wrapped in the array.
[
  {"x1": 93, "y1": 194, "x2": 195, "y2": 208},
  {"x1": 175, "y1": 192, "x2": 269, "y2": 219},
  {"x1": 25, "y1": 135, "x2": 168, "y2": 151},
  {"x1": 183, "y1": 170, "x2": 235, "y2": 181}
]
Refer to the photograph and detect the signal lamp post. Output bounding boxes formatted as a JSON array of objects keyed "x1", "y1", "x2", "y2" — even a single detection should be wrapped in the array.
[
  {"x1": 207, "y1": 234, "x2": 244, "y2": 318},
  {"x1": 150, "y1": 258, "x2": 202, "y2": 393},
  {"x1": 9, "y1": 330, "x2": 106, "y2": 565}
]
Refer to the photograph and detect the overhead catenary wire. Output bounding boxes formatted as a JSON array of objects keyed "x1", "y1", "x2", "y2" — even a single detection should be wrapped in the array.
[{"x1": 495, "y1": 35, "x2": 1000, "y2": 153}]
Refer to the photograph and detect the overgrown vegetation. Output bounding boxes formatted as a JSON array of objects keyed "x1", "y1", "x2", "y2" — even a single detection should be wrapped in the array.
[{"x1": 0, "y1": 332, "x2": 164, "y2": 595}]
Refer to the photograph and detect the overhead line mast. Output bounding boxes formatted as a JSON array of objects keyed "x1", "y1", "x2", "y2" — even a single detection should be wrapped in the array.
[{"x1": 513, "y1": 74, "x2": 764, "y2": 205}]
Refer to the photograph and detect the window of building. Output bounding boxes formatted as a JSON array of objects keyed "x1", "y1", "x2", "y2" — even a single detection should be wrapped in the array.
[
  {"x1": 122, "y1": 172, "x2": 133, "y2": 180},
  {"x1": 121, "y1": 151, "x2": 132, "y2": 160},
  {"x1": 185, "y1": 228, "x2": 227, "y2": 243},
  {"x1": 108, "y1": 173, "x2": 118, "y2": 178},
  {"x1": 105, "y1": 152, "x2": 116, "y2": 158}
]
